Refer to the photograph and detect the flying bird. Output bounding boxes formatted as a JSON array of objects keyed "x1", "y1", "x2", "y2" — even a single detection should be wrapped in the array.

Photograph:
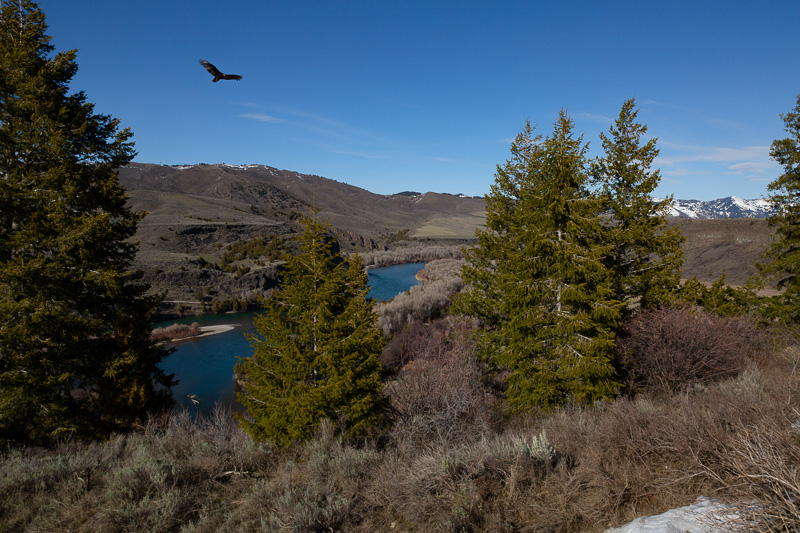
[{"x1": 199, "y1": 58, "x2": 242, "y2": 82}]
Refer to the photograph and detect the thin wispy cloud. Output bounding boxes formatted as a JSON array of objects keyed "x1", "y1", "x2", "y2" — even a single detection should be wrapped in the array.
[
  {"x1": 331, "y1": 149, "x2": 389, "y2": 160},
  {"x1": 274, "y1": 106, "x2": 398, "y2": 149},
  {"x1": 582, "y1": 112, "x2": 612, "y2": 123},
  {"x1": 727, "y1": 161, "x2": 775, "y2": 174},
  {"x1": 661, "y1": 167, "x2": 689, "y2": 177},
  {"x1": 652, "y1": 140, "x2": 778, "y2": 196},
  {"x1": 640, "y1": 100, "x2": 746, "y2": 130},
  {"x1": 676, "y1": 145, "x2": 770, "y2": 163},
  {"x1": 287, "y1": 135, "x2": 389, "y2": 160},
  {"x1": 239, "y1": 113, "x2": 283, "y2": 123},
  {"x1": 658, "y1": 142, "x2": 773, "y2": 175}
]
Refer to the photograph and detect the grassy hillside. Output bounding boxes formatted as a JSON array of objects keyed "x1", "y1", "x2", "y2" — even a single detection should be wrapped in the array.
[
  {"x1": 119, "y1": 163, "x2": 777, "y2": 314},
  {"x1": 671, "y1": 218, "x2": 774, "y2": 287}
]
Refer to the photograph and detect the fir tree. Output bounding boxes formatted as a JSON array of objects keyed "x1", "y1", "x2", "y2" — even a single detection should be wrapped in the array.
[
  {"x1": 758, "y1": 93, "x2": 800, "y2": 322},
  {"x1": 0, "y1": 1, "x2": 174, "y2": 444},
  {"x1": 236, "y1": 211, "x2": 386, "y2": 447},
  {"x1": 457, "y1": 111, "x2": 623, "y2": 412},
  {"x1": 591, "y1": 98, "x2": 684, "y2": 312}
]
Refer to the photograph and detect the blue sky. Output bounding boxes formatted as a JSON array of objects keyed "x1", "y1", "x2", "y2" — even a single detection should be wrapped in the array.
[{"x1": 43, "y1": 0, "x2": 799, "y2": 201}]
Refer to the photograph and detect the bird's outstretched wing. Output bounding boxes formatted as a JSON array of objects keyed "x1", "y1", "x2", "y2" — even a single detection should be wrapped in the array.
[
  {"x1": 199, "y1": 58, "x2": 242, "y2": 82},
  {"x1": 199, "y1": 58, "x2": 222, "y2": 78}
]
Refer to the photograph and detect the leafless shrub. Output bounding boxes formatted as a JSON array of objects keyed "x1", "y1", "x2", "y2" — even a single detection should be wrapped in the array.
[
  {"x1": 536, "y1": 354, "x2": 800, "y2": 530},
  {"x1": 376, "y1": 259, "x2": 465, "y2": 336},
  {"x1": 721, "y1": 420, "x2": 800, "y2": 532},
  {"x1": 358, "y1": 244, "x2": 464, "y2": 268},
  {"x1": 385, "y1": 317, "x2": 499, "y2": 450},
  {"x1": 617, "y1": 306, "x2": 770, "y2": 395},
  {"x1": 380, "y1": 318, "x2": 450, "y2": 369},
  {"x1": 150, "y1": 322, "x2": 201, "y2": 342}
]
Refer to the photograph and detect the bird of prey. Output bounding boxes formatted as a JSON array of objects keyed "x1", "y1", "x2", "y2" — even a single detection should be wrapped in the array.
[{"x1": 199, "y1": 58, "x2": 242, "y2": 82}]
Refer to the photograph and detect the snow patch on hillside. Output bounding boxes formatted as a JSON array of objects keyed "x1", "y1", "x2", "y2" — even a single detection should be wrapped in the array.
[{"x1": 219, "y1": 164, "x2": 260, "y2": 170}]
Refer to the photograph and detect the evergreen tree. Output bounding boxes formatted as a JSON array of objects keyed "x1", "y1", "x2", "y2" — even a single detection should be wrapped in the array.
[
  {"x1": 0, "y1": 1, "x2": 174, "y2": 444},
  {"x1": 591, "y1": 98, "x2": 684, "y2": 312},
  {"x1": 457, "y1": 111, "x2": 623, "y2": 412},
  {"x1": 758, "y1": 93, "x2": 800, "y2": 322},
  {"x1": 236, "y1": 212, "x2": 386, "y2": 447}
]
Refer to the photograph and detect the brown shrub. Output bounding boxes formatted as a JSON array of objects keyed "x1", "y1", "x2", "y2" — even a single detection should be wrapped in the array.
[
  {"x1": 616, "y1": 306, "x2": 770, "y2": 395},
  {"x1": 3, "y1": 322, "x2": 798, "y2": 532},
  {"x1": 538, "y1": 353, "x2": 800, "y2": 531},
  {"x1": 150, "y1": 322, "x2": 201, "y2": 342},
  {"x1": 384, "y1": 317, "x2": 500, "y2": 450},
  {"x1": 379, "y1": 318, "x2": 450, "y2": 369},
  {"x1": 721, "y1": 420, "x2": 800, "y2": 532}
]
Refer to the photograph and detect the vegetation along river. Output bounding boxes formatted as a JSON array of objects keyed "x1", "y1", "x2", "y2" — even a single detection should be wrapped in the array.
[{"x1": 156, "y1": 262, "x2": 426, "y2": 415}]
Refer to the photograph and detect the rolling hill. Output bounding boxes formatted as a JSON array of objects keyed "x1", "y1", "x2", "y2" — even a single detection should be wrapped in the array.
[{"x1": 118, "y1": 163, "x2": 777, "y2": 315}]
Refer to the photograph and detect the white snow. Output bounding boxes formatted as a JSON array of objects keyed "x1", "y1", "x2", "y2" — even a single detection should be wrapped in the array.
[
  {"x1": 653, "y1": 196, "x2": 776, "y2": 219},
  {"x1": 605, "y1": 497, "x2": 739, "y2": 533},
  {"x1": 219, "y1": 163, "x2": 260, "y2": 170}
]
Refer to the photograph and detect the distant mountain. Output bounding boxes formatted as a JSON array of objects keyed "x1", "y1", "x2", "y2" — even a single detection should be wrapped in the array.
[{"x1": 659, "y1": 196, "x2": 777, "y2": 219}]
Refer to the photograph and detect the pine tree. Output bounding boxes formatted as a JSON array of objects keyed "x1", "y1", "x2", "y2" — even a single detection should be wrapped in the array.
[
  {"x1": 591, "y1": 98, "x2": 684, "y2": 312},
  {"x1": 236, "y1": 211, "x2": 386, "y2": 447},
  {"x1": 758, "y1": 93, "x2": 800, "y2": 322},
  {"x1": 457, "y1": 111, "x2": 623, "y2": 412},
  {"x1": 0, "y1": 1, "x2": 174, "y2": 444}
]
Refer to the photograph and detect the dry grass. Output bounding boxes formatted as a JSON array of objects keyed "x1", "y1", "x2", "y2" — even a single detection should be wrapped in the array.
[
  {"x1": 2, "y1": 319, "x2": 799, "y2": 532},
  {"x1": 411, "y1": 213, "x2": 486, "y2": 240}
]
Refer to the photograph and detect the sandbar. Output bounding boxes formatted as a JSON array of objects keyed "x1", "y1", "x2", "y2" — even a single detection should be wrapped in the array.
[
  {"x1": 197, "y1": 324, "x2": 237, "y2": 337},
  {"x1": 167, "y1": 324, "x2": 237, "y2": 342}
]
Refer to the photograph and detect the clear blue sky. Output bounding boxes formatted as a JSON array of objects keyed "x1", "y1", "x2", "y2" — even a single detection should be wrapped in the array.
[{"x1": 43, "y1": 0, "x2": 799, "y2": 201}]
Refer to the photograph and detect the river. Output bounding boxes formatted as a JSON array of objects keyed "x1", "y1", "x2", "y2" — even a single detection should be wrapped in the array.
[{"x1": 157, "y1": 262, "x2": 426, "y2": 415}]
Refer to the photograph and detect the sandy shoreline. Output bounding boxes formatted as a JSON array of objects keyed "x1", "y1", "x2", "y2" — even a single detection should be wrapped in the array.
[
  {"x1": 167, "y1": 324, "x2": 237, "y2": 342},
  {"x1": 197, "y1": 324, "x2": 236, "y2": 337}
]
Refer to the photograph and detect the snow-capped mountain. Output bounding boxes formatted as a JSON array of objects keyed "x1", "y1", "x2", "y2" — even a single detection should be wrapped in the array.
[{"x1": 658, "y1": 196, "x2": 777, "y2": 219}]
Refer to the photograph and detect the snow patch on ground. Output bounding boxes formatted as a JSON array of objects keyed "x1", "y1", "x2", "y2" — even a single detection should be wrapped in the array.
[{"x1": 605, "y1": 497, "x2": 739, "y2": 533}]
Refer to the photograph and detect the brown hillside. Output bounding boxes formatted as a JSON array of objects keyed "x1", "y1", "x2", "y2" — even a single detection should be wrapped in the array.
[
  {"x1": 119, "y1": 163, "x2": 778, "y2": 312},
  {"x1": 119, "y1": 163, "x2": 485, "y2": 240},
  {"x1": 670, "y1": 218, "x2": 774, "y2": 287}
]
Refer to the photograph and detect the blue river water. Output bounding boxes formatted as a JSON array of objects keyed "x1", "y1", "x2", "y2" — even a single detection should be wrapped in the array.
[{"x1": 156, "y1": 262, "x2": 425, "y2": 415}]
